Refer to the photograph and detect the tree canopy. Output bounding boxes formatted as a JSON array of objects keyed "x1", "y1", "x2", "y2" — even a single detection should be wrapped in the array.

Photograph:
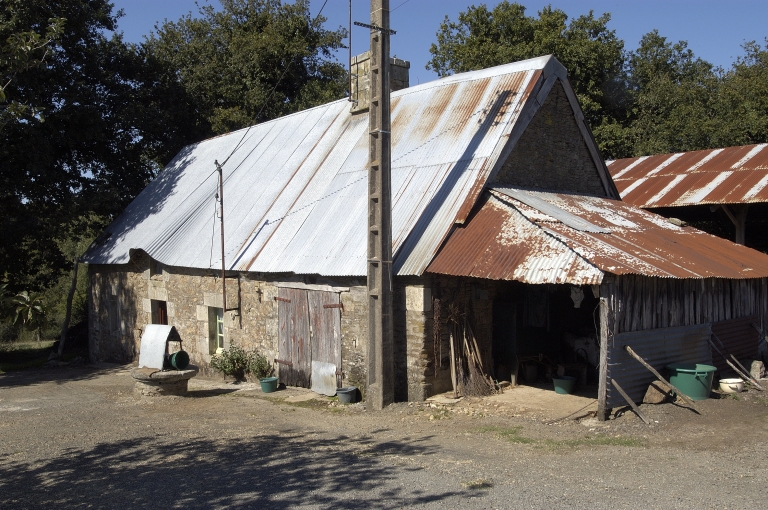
[
  {"x1": 427, "y1": 2, "x2": 627, "y2": 133},
  {"x1": 0, "y1": 0, "x2": 348, "y2": 296},
  {"x1": 143, "y1": 0, "x2": 348, "y2": 136},
  {"x1": 428, "y1": 2, "x2": 768, "y2": 160}
]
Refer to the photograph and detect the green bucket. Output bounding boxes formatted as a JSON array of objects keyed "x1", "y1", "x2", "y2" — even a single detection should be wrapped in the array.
[
  {"x1": 165, "y1": 350, "x2": 190, "y2": 370},
  {"x1": 260, "y1": 377, "x2": 278, "y2": 393},
  {"x1": 552, "y1": 376, "x2": 576, "y2": 394},
  {"x1": 666, "y1": 363, "x2": 716, "y2": 401}
]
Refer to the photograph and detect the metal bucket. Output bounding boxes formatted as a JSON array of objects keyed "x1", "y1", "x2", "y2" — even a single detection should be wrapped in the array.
[{"x1": 164, "y1": 350, "x2": 190, "y2": 370}]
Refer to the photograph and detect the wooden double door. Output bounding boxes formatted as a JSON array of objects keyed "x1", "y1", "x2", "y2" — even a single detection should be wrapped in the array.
[{"x1": 277, "y1": 287, "x2": 342, "y2": 395}]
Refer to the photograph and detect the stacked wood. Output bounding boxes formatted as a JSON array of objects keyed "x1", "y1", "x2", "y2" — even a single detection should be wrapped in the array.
[{"x1": 447, "y1": 303, "x2": 495, "y2": 397}]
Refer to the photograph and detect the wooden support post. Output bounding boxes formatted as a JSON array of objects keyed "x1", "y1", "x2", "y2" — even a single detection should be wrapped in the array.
[
  {"x1": 624, "y1": 345, "x2": 697, "y2": 408},
  {"x1": 366, "y1": 0, "x2": 394, "y2": 410},
  {"x1": 611, "y1": 378, "x2": 651, "y2": 425},
  {"x1": 597, "y1": 296, "x2": 610, "y2": 421},
  {"x1": 717, "y1": 204, "x2": 749, "y2": 245}
]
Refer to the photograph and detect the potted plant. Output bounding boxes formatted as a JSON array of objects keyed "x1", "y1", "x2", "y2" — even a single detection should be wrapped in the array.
[
  {"x1": 210, "y1": 345, "x2": 251, "y2": 382},
  {"x1": 210, "y1": 346, "x2": 276, "y2": 392},
  {"x1": 250, "y1": 352, "x2": 277, "y2": 393}
]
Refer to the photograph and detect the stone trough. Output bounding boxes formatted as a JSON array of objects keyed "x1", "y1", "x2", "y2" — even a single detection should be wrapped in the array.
[{"x1": 131, "y1": 366, "x2": 199, "y2": 397}]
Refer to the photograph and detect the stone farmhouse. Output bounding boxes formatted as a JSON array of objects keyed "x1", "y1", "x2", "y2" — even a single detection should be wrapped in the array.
[{"x1": 84, "y1": 55, "x2": 768, "y2": 418}]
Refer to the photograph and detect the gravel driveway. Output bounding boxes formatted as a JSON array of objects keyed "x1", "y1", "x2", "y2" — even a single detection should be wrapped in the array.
[{"x1": 1, "y1": 364, "x2": 766, "y2": 509}]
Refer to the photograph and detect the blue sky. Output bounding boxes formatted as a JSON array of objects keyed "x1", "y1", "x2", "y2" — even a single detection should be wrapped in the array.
[{"x1": 111, "y1": 0, "x2": 768, "y2": 85}]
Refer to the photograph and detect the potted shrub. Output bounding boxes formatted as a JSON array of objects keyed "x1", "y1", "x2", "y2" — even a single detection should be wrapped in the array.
[
  {"x1": 250, "y1": 352, "x2": 277, "y2": 392},
  {"x1": 210, "y1": 346, "x2": 275, "y2": 391},
  {"x1": 210, "y1": 346, "x2": 251, "y2": 382}
]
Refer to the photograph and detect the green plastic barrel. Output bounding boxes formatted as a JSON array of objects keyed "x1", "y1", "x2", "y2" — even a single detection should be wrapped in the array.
[
  {"x1": 165, "y1": 350, "x2": 190, "y2": 370},
  {"x1": 666, "y1": 363, "x2": 716, "y2": 400}
]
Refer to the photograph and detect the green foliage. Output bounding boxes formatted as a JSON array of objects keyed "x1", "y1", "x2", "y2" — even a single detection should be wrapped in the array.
[
  {"x1": 426, "y1": 2, "x2": 627, "y2": 128},
  {"x1": 143, "y1": 0, "x2": 348, "y2": 136},
  {"x1": 10, "y1": 290, "x2": 47, "y2": 342},
  {"x1": 0, "y1": 12, "x2": 64, "y2": 129},
  {"x1": 248, "y1": 351, "x2": 274, "y2": 379},
  {"x1": 427, "y1": 4, "x2": 768, "y2": 160},
  {"x1": 210, "y1": 345, "x2": 273, "y2": 381}
]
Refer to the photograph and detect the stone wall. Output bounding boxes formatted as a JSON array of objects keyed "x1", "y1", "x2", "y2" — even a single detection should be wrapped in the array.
[
  {"x1": 492, "y1": 79, "x2": 607, "y2": 196},
  {"x1": 88, "y1": 253, "x2": 369, "y2": 387},
  {"x1": 89, "y1": 256, "x2": 535, "y2": 401}
]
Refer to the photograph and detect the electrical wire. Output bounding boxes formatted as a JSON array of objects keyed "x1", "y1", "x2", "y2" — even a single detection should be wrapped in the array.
[{"x1": 391, "y1": 0, "x2": 412, "y2": 12}]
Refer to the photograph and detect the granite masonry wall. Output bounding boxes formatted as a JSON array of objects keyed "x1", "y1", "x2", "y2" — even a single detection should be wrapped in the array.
[
  {"x1": 492, "y1": 79, "x2": 607, "y2": 196},
  {"x1": 89, "y1": 252, "x2": 446, "y2": 400}
]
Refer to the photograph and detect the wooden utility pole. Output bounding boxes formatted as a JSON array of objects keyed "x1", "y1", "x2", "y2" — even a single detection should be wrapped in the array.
[{"x1": 366, "y1": 0, "x2": 394, "y2": 410}]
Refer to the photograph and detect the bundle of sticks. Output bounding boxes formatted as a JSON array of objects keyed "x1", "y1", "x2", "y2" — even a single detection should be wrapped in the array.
[{"x1": 446, "y1": 303, "x2": 496, "y2": 397}]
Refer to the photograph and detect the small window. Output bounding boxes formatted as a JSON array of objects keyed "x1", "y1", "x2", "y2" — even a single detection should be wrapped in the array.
[
  {"x1": 151, "y1": 300, "x2": 168, "y2": 325},
  {"x1": 208, "y1": 307, "x2": 224, "y2": 354}
]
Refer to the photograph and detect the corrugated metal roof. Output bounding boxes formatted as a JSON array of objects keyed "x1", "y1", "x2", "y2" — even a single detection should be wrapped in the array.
[
  {"x1": 83, "y1": 56, "x2": 563, "y2": 276},
  {"x1": 426, "y1": 188, "x2": 768, "y2": 283},
  {"x1": 607, "y1": 144, "x2": 768, "y2": 208}
]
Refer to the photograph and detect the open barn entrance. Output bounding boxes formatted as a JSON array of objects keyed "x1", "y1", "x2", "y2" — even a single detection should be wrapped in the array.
[{"x1": 491, "y1": 282, "x2": 600, "y2": 395}]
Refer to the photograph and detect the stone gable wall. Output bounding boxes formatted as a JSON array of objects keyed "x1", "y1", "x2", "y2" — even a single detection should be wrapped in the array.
[{"x1": 492, "y1": 80, "x2": 607, "y2": 196}]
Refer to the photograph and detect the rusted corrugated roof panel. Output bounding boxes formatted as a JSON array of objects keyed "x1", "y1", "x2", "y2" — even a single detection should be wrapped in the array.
[
  {"x1": 83, "y1": 56, "x2": 556, "y2": 276},
  {"x1": 427, "y1": 188, "x2": 768, "y2": 282},
  {"x1": 425, "y1": 193, "x2": 604, "y2": 284},
  {"x1": 607, "y1": 144, "x2": 768, "y2": 207}
]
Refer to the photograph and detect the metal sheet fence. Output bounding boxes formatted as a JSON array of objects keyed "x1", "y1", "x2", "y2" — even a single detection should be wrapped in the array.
[{"x1": 606, "y1": 324, "x2": 712, "y2": 409}]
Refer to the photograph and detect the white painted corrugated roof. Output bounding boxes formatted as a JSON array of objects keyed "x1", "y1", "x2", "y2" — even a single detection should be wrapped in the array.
[{"x1": 84, "y1": 56, "x2": 566, "y2": 276}]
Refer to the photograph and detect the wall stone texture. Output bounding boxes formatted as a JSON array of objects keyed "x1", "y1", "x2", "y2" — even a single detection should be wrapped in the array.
[
  {"x1": 350, "y1": 51, "x2": 410, "y2": 114},
  {"x1": 89, "y1": 251, "x2": 518, "y2": 402},
  {"x1": 493, "y1": 80, "x2": 607, "y2": 196}
]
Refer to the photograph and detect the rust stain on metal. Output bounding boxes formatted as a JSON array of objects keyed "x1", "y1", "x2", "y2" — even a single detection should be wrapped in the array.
[
  {"x1": 428, "y1": 188, "x2": 768, "y2": 284},
  {"x1": 609, "y1": 143, "x2": 768, "y2": 207}
]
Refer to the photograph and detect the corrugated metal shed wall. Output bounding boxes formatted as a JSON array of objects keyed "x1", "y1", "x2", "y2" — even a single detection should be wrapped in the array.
[
  {"x1": 711, "y1": 315, "x2": 761, "y2": 374},
  {"x1": 605, "y1": 324, "x2": 712, "y2": 409}
]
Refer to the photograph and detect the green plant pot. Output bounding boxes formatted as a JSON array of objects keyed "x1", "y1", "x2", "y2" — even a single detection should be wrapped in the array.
[
  {"x1": 260, "y1": 376, "x2": 278, "y2": 393},
  {"x1": 552, "y1": 376, "x2": 576, "y2": 394}
]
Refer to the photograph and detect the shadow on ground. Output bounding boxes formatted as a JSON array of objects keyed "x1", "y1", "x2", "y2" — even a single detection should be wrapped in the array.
[
  {"x1": 0, "y1": 430, "x2": 460, "y2": 508},
  {"x1": 0, "y1": 363, "x2": 130, "y2": 389}
]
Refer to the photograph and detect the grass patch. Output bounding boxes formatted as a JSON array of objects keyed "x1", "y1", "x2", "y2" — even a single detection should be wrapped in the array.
[
  {"x1": 462, "y1": 479, "x2": 494, "y2": 490},
  {"x1": 0, "y1": 341, "x2": 56, "y2": 373},
  {"x1": 543, "y1": 435, "x2": 643, "y2": 449},
  {"x1": 476, "y1": 426, "x2": 643, "y2": 449},
  {"x1": 477, "y1": 426, "x2": 534, "y2": 444}
]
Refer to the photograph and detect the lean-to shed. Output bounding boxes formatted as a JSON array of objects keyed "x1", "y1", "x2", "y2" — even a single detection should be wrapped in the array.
[
  {"x1": 607, "y1": 144, "x2": 768, "y2": 250},
  {"x1": 84, "y1": 55, "x2": 768, "y2": 415}
]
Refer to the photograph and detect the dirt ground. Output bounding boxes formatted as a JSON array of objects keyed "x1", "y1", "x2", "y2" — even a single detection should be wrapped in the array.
[{"x1": 1, "y1": 363, "x2": 767, "y2": 509}]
